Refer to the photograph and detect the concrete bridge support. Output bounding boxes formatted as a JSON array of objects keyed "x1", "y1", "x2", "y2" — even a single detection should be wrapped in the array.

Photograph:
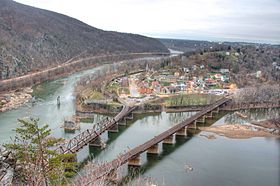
[
  {"x1": 212, "y1": 107, "x2": 219, "y2": 114},
  {"x1": 118, "y1": 120, "x2": 126, "y2": 126},
  {"x1": 128, "y1": 154, "x2": 141, "y2": 167},
  {"x1": 176, "y1": 126, "x2": 188, "y2": 137},
  {"x1": 147, "y1": 144, "x2": 160, "y2": 155},
  {"x1": 108, "y1": 123, "x2": 119, "y2": 133},
  {"x1": 163, "y1": 134, "x2": 175, "y2": 145},
  {"x1": 89, "y1": 137, "x2": 102, "y2": 147},
  {"x1": 206, "y1": 111, "x2": 213, "y2": 118},
  {"x1": 197, "y1": 115, "x2": 206, "y2": 123},
  {"x1": 125, "y1": 113, "x2": 133, "y2": 120},
  {"x1": 188, "y1": 120, "x2": 197, "y2": 129}
]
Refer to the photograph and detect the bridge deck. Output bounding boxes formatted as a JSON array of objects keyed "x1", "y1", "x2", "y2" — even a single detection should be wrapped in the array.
[
  {"x1": 56, "y1": 105, "x2": 136, "y2": 154},
  {"x1": 78, "y1": 97, "x2": 230, "y2": 182}
]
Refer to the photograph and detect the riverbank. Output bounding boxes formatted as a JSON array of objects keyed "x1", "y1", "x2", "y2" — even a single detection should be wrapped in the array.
[
  {"x1": 199, "y1": 123, "x2": 278, "y2": 139},
  {"x1": 251, "y1": 118, "x2": 280, "y2": 132},
  {"x1": 0, "y1": 53, "x2": 166, "y2": 93},
  {"x1": 0, "y1": 88, "x2": 33, "y2": 112}
]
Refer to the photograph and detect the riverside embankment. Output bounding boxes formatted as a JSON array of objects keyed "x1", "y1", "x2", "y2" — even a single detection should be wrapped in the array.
[{"x1": 0, "y1": 53, "x2": 168, "y2": 93}]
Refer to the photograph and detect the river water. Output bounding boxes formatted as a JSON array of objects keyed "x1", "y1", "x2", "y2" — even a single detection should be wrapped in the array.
[
  {"x1": 0, "y1": 65, "x2": 109, "y2": 143},
  {"x1": 0, "y1": 65, "x2": 279, "y2": 186}
]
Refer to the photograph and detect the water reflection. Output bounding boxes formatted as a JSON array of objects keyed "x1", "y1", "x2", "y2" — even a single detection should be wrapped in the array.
[
  {"x1": 137, "y1": 109, "x2": 280, "y2": 186},
  {"x1": 168, "y1": 112, "x2": 196, "y2": 125},
  {"x1": 224, "y1": 108, "x2": 279, "y2": 124}
]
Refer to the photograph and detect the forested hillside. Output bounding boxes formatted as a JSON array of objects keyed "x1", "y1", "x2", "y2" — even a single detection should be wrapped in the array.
[{"x1": 0, "y1": 0, "x2": 168, "y2": 79}]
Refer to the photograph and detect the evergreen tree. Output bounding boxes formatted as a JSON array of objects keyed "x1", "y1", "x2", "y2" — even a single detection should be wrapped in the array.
[
  {"x1": 4, "y1": 118, "x2": 77, "y2": 185},
  {"x1": 124, "y1": 70, "x2": 129, "y2": 76}
]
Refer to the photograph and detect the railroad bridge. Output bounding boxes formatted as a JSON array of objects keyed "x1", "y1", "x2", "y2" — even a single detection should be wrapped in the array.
[
  {"x1": 56, "y1": 105, "x2": 136, "y2": 154},
  {"x1": 74, "y1": 97, "x2": 231, "y2": 182},
  {"x1": 19, "y1": 100, "x2": 280, "y2": 156}
]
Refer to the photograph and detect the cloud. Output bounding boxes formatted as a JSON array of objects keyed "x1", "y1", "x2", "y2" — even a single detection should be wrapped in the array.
[{"x1": 14, "y1": 0, "x2": 280, "y2": 44}]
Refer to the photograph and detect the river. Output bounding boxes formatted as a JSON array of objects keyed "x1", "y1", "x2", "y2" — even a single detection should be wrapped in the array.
[
  {"x1": 0, "y1": 65, "x2": 109, "y2": 143},
  {"x1": 0, "y1": 65, "x2": 279, "y2": 186}
]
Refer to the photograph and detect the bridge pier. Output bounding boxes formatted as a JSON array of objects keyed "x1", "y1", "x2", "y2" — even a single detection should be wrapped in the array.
[
  {"x1": 206, "y1": 111, "x2": 213, "y2": 118},
  {"x1": 212, "y1": 107, "x2": 219, "y2": 114},
  {"x1": 79, "y1": 99, "x2": 231, "y2": 179},
  {"x1": 128, "y1": 154, "x2": 141, "y2": 167},
  {"x1": 188, "y1": 120, "x2": 197, "y2": 129},
  {"x1": 108, "y1": 123, "x2": 119, "y2": 133},
  {"x1": 176, "y1": 126, "x2": 188, "y2": 137},
  {"x1": 125, "y1": 113, "x2": 133, "y2": 120},
  {"x1": 89, "y1": 137, "x2": 102, "y2": 147},
  {"x1": 163, "y1": 134, "x2": 175, "y2": 145},
  {"x1": 118, "y1": 120, "x2": 126, "y2": 126},
  {"x1": 147, "y1": 143, "x2": 160, "y2": 155},
  {"x1": 196, "y1": 115, "x2": 206, "y2": 123}
]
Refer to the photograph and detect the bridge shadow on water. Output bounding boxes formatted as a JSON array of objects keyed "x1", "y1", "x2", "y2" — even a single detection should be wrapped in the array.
[{"x1": 119, "y1": 111, "x2": 227, "y2": 185}]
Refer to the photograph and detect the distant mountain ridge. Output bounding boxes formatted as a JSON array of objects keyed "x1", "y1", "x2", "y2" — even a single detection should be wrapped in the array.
[{"x1": 0, "y1": 0, "x2": 168, "y2": 80}]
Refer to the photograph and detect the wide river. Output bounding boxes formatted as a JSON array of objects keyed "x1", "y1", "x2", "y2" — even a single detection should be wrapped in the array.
[{"x1": 0, "y1": 64, "x2": 279, "y2": 186}]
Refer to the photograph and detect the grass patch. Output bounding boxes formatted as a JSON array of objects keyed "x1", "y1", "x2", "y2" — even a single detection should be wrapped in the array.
[
  {"x1": 160, "y1": 94, "x2": 222, "y2": 106},
  {"x1": 119, "y1": 87, "x2": 130, "y2": 94},
  {"x1": 80, "y1": 118, "x2": 93, "y2": 123},
  {"x1": 162, "y1": 82, "x2": 171, "y2": 86},
  {"x1": 87, "y1": 91, "x2": 105, "y2": 100},
  {"x1": 208, "y1": 85, "x2": 221, "y2": 89},
  {"x1": 107, "y1": 82, "x2": 120, "y2": 92},
  {"x1": 108, "y1": 102, "x2": 122, "y2": 108}
]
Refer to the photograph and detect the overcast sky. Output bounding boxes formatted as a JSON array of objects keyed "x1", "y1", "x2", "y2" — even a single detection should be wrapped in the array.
[{"x1": 15, "y1": 0, "x2": 280, "y2": 44}]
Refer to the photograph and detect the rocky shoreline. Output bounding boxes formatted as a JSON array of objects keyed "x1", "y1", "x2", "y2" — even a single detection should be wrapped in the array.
[
  {"x1": 251, "y1": 118, "x2": 280, "y2": 133},
  {"x1": 0, "y1": 88, "x2": 33, "y2": 112}
]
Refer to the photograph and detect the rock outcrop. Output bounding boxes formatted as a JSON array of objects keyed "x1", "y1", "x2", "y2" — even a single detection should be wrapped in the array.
[{"x1": 0, "y1": 147, "x2": 14, "y2": 185}]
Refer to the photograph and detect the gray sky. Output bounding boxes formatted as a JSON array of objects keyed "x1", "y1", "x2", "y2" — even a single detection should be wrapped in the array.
[{"x1": 15, "y1": 0, "x2": 280, "y2": 44}]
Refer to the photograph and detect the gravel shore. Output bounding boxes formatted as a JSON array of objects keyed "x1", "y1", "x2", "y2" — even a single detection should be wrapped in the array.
[
  {"x1": 0, "y1": 88, "x2": 33, "y2": 112},
  {"x1": 199, "y1": 123, "x2": 278, "y2": 139}
]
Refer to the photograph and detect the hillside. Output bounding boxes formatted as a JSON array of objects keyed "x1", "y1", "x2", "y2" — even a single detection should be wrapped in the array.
[
  {"x1": 182, "y1": 44, "x2": 280, "y2": 87},
  {"x1": 159, "y1": 38, "x2": 280, "y2": 86},
  {"x1": 0, "y1": 0, "x2": 168, "y2": 80},
  {"x1": 159, "y1": 38, "x2": 217, "y2": 52}
]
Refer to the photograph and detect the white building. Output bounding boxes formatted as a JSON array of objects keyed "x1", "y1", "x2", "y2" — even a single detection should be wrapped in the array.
[{"x1": 220, "y1": 69, "x2": 230, "y2": 74}]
